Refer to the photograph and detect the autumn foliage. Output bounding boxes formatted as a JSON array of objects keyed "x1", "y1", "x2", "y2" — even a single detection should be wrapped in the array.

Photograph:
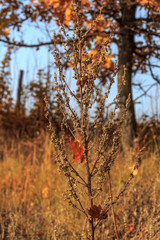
[
  {"x1": 69, "y1": 136, "x2": 85, "y2": 163},
  {"x1": 88, "y1": 205, "x2": 107, "y2": 220}
]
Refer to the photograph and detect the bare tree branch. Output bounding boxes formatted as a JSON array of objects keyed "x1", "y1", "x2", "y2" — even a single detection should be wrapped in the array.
[
  {"x1": 134, "y1": 83, "x2": 157, "y2": 102},
  {"x1": 0, "y1": 39, "x2": 54, "y2": 48},
  {"x1": 148, "y1": 60, "x2": 160, "y2": 84}
]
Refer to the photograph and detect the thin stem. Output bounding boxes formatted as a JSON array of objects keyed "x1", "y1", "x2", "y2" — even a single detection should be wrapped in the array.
[
  {"x1": 64, "y1": 157, "x2": 88, "y2": 186},
  {"x1": 68, "y1": 177, "x2": 89, "y2": 219},
  {"x1": 107, "y1": 169, "x2": 119, "y2": 240},
  {"x1": 76, "y1": 1, "x2": 94, "y2": 238}
]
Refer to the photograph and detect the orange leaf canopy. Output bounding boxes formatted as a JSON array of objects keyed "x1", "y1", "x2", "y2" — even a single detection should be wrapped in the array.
[
  {"x1": 69, "y1": 136, "x2": 85, "y2": 163},
  {"x1": 137, "y1": 0, "x2": 160, "y2": 11}
]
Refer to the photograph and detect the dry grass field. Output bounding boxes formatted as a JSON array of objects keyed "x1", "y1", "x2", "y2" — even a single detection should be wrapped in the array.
[{"x1": 0, "y1": 128, "x2": 159, "y2": 240}]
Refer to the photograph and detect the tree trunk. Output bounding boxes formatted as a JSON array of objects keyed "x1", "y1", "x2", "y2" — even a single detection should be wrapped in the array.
[
  {"x1": 118, "y1": 0, "x2": 137, "y2": 151},
  {"x1": 16, "y1": 70, "x2": 24, "y2": 112}
]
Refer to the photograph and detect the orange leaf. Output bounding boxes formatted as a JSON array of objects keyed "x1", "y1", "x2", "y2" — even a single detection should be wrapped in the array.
[
  {"x1": 69, "y1": 136, "x2": 85, "y2": 163},
  {"x1": 5, "y1": 29, "x2": 11, "y2": 35},
  {"x1": 76, "y1": 75, "x2": 88, "y2": 88}
]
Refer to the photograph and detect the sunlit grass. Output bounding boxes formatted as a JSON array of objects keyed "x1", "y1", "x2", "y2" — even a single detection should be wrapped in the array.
[{"x1": 0, "y1": 131, "x2": 159, "y2": 239}]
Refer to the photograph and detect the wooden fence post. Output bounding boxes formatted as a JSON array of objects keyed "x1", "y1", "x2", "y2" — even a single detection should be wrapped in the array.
[{"x1": 16, "y1": 70, "x2": 24, "y2": 111}]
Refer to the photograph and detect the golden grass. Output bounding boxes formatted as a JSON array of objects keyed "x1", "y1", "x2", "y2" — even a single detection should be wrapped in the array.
[{"x1": 0, "y1": 131, "x2": 159, "y2": 239}]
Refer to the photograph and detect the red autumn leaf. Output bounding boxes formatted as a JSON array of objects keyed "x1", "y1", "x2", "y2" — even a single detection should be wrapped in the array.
[
  {"x1": 88, "y1": 205, "x2": 107, "y2": 220},
  {"x1": 76, "y1": 75, "x2": 88, "y2": 88},
  {"x1": 69, "y1": 136, "x2": 85, "y2": 163}
]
